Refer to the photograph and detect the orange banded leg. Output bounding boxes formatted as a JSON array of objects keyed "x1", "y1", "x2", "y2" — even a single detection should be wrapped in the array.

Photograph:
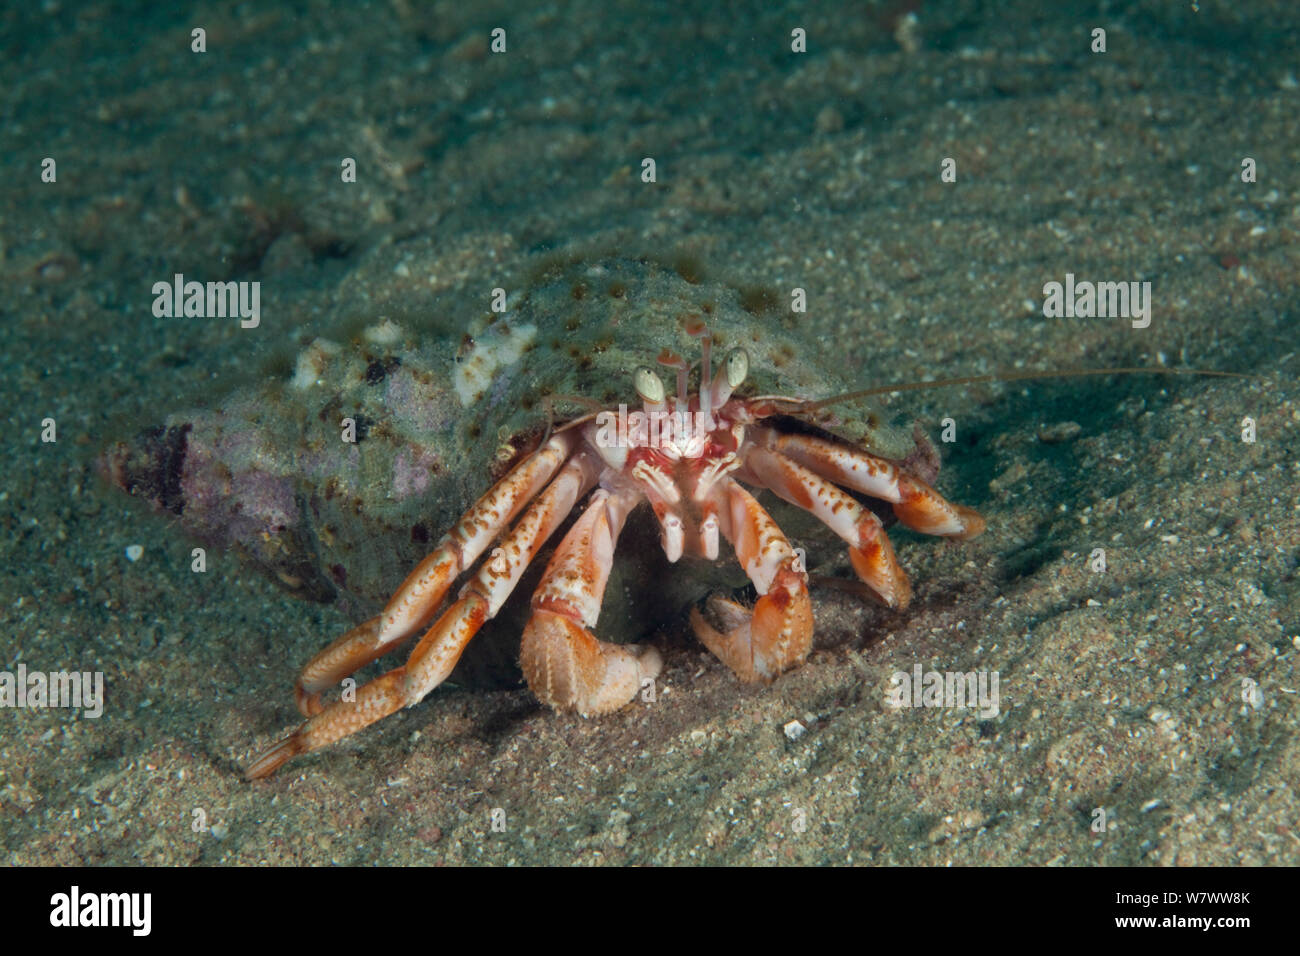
[
  {"x1": 689, "y1": 480, "x2": 813, "y2": 682},
  {"x1": 245, "y1": 453, "x2": 596, "y2": 779},
  {"x1": 746, "y1": 446, "x2": 912, "y2": 609},
  {"x1": 294, "y1": 616, "x2": 384, "y2": 717},
  {"x1": 372, "y1": 432, "x2": 579, "y2": 651},
  {"x1": 756, "y1": 427, "x2": 984, "y2": 540},
  {"x1": 520, "y1": 487, "x2": 662, "y2": 716},
  {"x1": 287, "y1": 432, "x2": 579, "y2": 717},
  {"x1": 893, "y1": 472, "x2": 985, "y2": 539}
]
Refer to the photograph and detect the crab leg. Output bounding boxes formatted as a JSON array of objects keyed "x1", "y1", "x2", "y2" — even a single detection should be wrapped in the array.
[
  {"x1": 292, "y1": 616, "x2": 383, "y2": 717},
  {"x1": 745, "y1": 445, "x2": 913, "y2": 609},
  {"x1": 519, "y1": 485, "x2": 663, "y2": 716},
  {"x1": 756, "y1": 428, "x2": 985, "y2": 539},
  {"x1": 290, "y1": 431, "x2": 580, "y2": 716},
  {"x1": 245, "y1": 451, "x2": 597, "y2": 779},
  {"x1": 689, "y1": 480, "x2": 813, "y2": 682}
]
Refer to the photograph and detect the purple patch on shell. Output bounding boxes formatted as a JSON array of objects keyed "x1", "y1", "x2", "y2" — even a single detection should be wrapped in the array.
[
  {"x1": 390, "y1": 447, "x2": 439, "y2": 500},
  {"x1": 179, "y1": 428, "x2": 301, "y2": 545},
  {"x1": 384, "y1": 367, "x2": 453, "y2": 438}
]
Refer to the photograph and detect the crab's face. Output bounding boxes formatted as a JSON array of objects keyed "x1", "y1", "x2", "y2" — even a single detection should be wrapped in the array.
[{"x1": 586, "y1": 343, "x2": 755, "y2": 562}]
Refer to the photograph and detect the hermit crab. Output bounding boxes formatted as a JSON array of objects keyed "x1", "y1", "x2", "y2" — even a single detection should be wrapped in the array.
[
  {"x1": 238, "y1": 263, "x2": 984, "y2": 779},
  {"x1": 104, "y1": 255, "x2": 985, "y2": 778}
]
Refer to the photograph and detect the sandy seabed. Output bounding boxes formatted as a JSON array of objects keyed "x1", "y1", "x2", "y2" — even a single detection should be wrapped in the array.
[{"x1": 2, "y1": 0, "x2": 1297, "y2": 865}]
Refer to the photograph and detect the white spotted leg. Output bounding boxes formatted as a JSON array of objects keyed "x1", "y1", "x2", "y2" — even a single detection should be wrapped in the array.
[
  {"x1": 288, "y1": 431, "x2": 580, "y2": 718},
  {"x1": 245, "y1": 448, "x2": 598, "y2": 779},
  {"x1": 751, "y1": 427, "x2": 984, "y2": 607},
  {"x1": 689, "y1": 480, "x2": 814, "y2": 682},
  {"x1": 744, "y1": 444, "x2": 915, "y2": 609},
  {"x1": 757, "y1": 427, "x2": 985, "y2": 540},
  {"x1": 519, "y1": 485, "x2": 663, "y2": 716}
]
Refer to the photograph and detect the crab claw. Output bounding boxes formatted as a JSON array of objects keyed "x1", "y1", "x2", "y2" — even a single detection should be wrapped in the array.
[
  {"x1": 520, "y1": 609, "x2": 663, "y2": 716},
  {"x1": 690, "y1": 566, "x2": 813, "y2": 683},
  {"x1": 849, "y1": 535, "x2": 912, "y2": 611}
]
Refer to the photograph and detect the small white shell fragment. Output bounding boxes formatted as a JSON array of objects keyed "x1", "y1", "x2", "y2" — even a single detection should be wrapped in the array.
[
  {"x1": 783, "y1": 719, "x2": 807, "y2": 741},
  {"x1": 363, "y1": 319, "x2": 404, "y2": 345},
  {"x1": 290, "y1": 337, "x2": 342, "y2": 389},
  {"x1": 452, "y1": 321, "x2": 537, "y2": 406},
  {"x1": 125, "y1": 544, "x2": 144, "y2": 562}
]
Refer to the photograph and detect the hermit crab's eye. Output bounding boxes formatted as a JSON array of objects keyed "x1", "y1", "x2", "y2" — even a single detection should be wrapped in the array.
[
  {"x1": 634, "y1": 366, "x2": 665, "y2": 403},
  {"x1": 724, "y1": 347, "x2": 749, "y2": 388}
]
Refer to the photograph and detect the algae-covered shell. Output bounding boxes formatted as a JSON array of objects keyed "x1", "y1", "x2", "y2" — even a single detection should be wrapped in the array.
[{"x1": 106, "y1": 256, "x2": 924, "y2": 680}]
